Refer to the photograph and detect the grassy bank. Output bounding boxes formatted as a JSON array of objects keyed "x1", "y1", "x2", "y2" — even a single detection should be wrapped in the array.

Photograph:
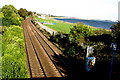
[
  {"x1": 1, "y1": 25, "x2": 30, "y2": 79},
  {"x1": 36, "y1": 17, "x2": 73, "y2": 34}
]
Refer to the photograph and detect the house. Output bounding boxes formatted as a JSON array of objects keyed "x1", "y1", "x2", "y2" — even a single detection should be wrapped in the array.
[{"x1": 38, "y1": 14, "x2": 46, "y2": 19}]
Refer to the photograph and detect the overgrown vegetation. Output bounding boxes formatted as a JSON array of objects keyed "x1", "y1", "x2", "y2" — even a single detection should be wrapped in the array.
[
  {"x1": 1, "y1": 5, "x2": 30, "y2": 79},
  {"x1": 2, "y1": 25, "x2": 30, "y2": 79}
]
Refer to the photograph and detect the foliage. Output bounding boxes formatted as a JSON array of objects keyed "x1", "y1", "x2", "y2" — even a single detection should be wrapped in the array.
[
  {"x1": 69, "y1": 22, "x2": 94, "y2": 44},
  {"x1": 65, "y1": 44, "x2": 77, "y2": 57},
  {"x1": 93, "y1": 28, "x2": 111, "y2": 35},
  {"x1": 87, "y1": 34, "x2": 112, "y2": 45},
  {"x1": 1, "y1": 25, "x2": 30, "y2": 79},
  {"x1": 110, "y1": 21, "x2": 120, "y2": 51},
  {"x1": 1, "y1": 5, "x2": 23, "y2": 26},
  {"x1": 18, "y1": 8, "x2": 28, "y2": 19},
  {"x1": 0, "y1": 12, "x2": 4, "y2": 18},
  {"x1": 0, "y1": 18, "x2": 2, "y2": 26},
  {"x1": 0, "y1": 34, "x2": 1, "y2": 79},
  {"x1": 0, "y1": 10, "x2": 4, "y2": 26},
  {"x1": 28, "y1": 11, "x2": 33, "y2": 16}
]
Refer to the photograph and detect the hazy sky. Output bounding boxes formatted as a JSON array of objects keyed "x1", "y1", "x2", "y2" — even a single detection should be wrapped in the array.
[{"x1": 0, "y1": 0, "x2": 119, "y2": 21}]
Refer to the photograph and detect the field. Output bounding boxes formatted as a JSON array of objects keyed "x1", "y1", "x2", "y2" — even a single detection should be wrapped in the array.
[{"x1": 36, "y1": 17, "x2": 74, "y2": 34}]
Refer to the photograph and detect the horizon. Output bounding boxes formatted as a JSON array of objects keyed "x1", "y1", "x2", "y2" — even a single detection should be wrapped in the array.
[{"x1": 0, "y1": 0, "x2": 119, "y2": 21}]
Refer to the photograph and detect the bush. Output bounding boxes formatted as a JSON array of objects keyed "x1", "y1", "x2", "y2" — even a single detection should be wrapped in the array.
[
  {"x1": 1, "y1": 5, "x2": 23, "y2": 26},
  {"x1": 69, "y1": 22, "x2": 94, "y2": 44}
]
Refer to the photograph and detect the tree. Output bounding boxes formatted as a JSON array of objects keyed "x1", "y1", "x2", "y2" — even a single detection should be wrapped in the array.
[
  {"x1": 64, "y1": 23, "x2": 94, "y2": 57},
  {"x1": 1, "y1": 5, "x2": 23, "y2": 26},
  {"x1": 18, "y1": 8, "x2": 28, "y2": 19},
  {"x1": 110, "y1": 21, "x2": 120, "y2": 52},
  {"x1": 69, "y1": 22, "x2": 94, "y2": 44},
  {"x1": 28, "y1": 11, "x2": 33, "y2": 16}
]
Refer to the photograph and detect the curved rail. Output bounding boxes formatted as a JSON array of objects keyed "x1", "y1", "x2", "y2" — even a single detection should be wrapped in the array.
[{"x1": 22, "y1": 18, "x2": 79, "y2": 80}]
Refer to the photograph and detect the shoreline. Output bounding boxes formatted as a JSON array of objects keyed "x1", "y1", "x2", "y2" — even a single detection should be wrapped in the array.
[
  {"x1": 49, "y1": 16, "x2": 74, "y2": 25},
  {"x1": 50, "y1": 16, "x2": 108, "y2": 30},
  {"x1": 50, "y1": 16, "x2": 117, "y2": 22}
]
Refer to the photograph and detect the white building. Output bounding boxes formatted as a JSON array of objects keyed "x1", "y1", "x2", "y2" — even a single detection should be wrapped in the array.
[{"x1": 38, "y1": 14, "x2": 46, "y2": 19}]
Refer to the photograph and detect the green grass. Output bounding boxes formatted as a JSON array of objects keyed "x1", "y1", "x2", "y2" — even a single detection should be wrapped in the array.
[
  {"x1": 36, "y1": 18, "x2": 73, "y2": 34},
  {"x1": 36, "y1": 17, "x2": 108, "y2": 34}
]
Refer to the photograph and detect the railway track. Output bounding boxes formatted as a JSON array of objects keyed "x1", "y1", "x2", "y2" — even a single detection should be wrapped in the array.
[{"x1": 22, "y1": 18, "x2": 79, "y2": 80}]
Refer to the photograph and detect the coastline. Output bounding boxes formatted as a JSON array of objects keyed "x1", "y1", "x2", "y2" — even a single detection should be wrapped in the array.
[
  {"x1": 49, "y1": 16, "x2": 74, "y2": 25},
  {"x1": 49, "y1": 16, "x2": 108, "y2": 30}
]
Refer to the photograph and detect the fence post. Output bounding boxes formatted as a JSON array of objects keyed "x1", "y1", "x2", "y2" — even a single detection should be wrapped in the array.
[{"x1": 109, "y1": 43, "x2": 117, "y2": 80}]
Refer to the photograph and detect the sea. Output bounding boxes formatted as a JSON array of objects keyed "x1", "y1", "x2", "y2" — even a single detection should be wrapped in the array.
[{"x1": 54, "y1": 18, "x2": 117, "y2": 29}]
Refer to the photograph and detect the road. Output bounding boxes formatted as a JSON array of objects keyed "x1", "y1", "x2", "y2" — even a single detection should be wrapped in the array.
[{"x1": 21, "y1": 18, "x2": 79, "y2": 80}]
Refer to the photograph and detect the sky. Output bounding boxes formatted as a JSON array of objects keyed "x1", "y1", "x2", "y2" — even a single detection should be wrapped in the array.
[{"x1": 0, "y1": 0, "x2": 119, "y2": 21}]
